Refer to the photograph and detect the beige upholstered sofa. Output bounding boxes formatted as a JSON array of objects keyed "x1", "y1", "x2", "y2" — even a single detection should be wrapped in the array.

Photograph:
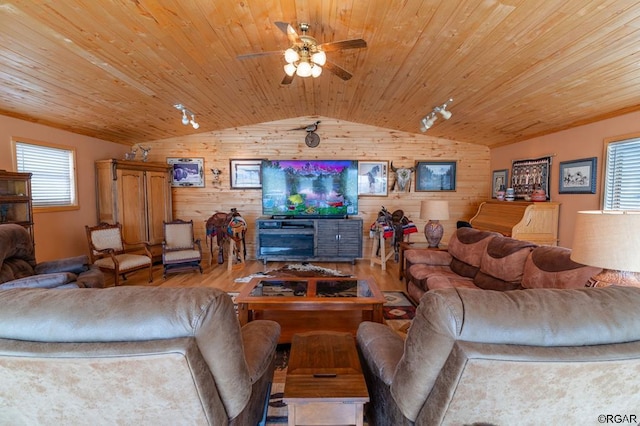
[
  {"x1": 404, "y1": 227, "x2": 601, "y2": 304},
  {"x1": 0, "y1": 286, "x2": 280, "y2": 425},
  {"x1": 357, "y1": 286, "x2": 640, "y2": 425}
]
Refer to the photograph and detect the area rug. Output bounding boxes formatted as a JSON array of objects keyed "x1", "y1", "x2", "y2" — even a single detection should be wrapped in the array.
[
  {"x1": 235, "y1": 263, "x2": 353, "y2": 283},
  {"x1": 382, "y1": 291, "x2": 416, "y2": 320},
  {"x1": 382, "y1": 291, "x2": 415, "y2": 335},
  {"x1": 265, "y1": 344, "x2": 290, "y2": 425}
]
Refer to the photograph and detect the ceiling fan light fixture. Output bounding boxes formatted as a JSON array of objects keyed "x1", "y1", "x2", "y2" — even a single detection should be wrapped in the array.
[
  {"x1": 284, "y1": 63, "x2": 296, "y2": 76},
  {"x1": 181, "y1": 110, "x2": 189, "y2": 125},
  {"x1": 284, "y1": 48, "x2": 299, "y2": 64},
  {"x1": 311, "y1": 51, "x2": 326, "y2": 66},
  {"x1": 296, "y1": 61, "x2": 312, "y2": 77},
  {"x1": 311, "y1": 65, "x2": 323, "y2": 78}
]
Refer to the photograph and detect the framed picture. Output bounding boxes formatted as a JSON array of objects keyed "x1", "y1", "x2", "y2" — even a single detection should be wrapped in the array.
[
  {"x1": 167, "y1": 157, "x2": 204, "y2": 187},
  {"x1": 230, "y1": 159, "x2": 262, "y2": 189},
  {"x1": 511, "y1": 156, "x2": 551, "y2": 199},
  {"x1": 559, "y1": 157, "x2": 597, "y2": 194},
  {"x1": 492, "y1": 169, "x2": 509, "y2": 198},
  {"x1": 415, "y1": 161, "x2": 457, "y2": 191},
  {"x1": 357, "y1": 161, "x2": 388, "y2": 196}
]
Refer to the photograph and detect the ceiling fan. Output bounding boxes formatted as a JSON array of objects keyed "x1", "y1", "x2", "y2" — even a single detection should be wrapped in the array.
[
  {"x1": 290, "y1": 121, "x2": 321, "y2": 147},
  {"x1": 237, "y1": 22, "x2": 367, "y2": 85}
]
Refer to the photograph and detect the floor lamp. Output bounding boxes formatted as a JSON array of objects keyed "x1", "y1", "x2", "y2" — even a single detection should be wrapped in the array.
[
  {"x1": 420, "y1": 200, "x2": 450, "y2": 248},
  {"x1": 570, "y1": 210, "x2": 640, "y2": 287}
]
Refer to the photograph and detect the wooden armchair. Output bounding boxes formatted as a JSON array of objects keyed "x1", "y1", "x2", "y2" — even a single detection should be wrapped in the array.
[
  {"x1": 85, "y1": 222, "x2": 153, "y2": 286},
  {"x1": 162, "y1": 219, "x2": 203, "y2": 278}
]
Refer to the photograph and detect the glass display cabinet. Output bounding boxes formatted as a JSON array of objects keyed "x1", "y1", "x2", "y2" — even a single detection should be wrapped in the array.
[{"x1": 0, "y1": 170, "x2": 33, "y2": 242}]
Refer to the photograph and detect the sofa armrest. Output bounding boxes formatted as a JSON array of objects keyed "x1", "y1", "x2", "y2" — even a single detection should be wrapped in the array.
[
  {"x1": 405, "y1": 249, "x2": 452, "y2": 266},
  {"x1": 241, "y1": 320, "x2": 281, "y2": 382},
  {"x1": 357, "y1": 321, "x2": 405, "y2": 385},
  {"x1": 34, "y1": 255, "x2": 89, "y2": 275}
]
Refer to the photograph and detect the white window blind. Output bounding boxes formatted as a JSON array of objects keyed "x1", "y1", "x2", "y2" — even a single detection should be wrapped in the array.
[
  {"x1": 604, "y1": 138, "x2": 640, "y2": 210},
  {"x1": 15, "y1": 141, "x2": 77, "y2": 207}
]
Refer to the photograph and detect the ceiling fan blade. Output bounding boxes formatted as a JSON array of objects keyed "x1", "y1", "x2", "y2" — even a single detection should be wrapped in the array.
[
  {"x1": 323, "y1": 61, "x2": 353, "y2": 81},
  {"x1": 281, "y1": 73, "x2": 295, "y2": 85},
  {"x1": 274, "y1": 21, "x2": 299, "y2": 44},
  {"x1": 319, "y1": 38, "x2": 367, "y2": 52},
  {"x1": 236, "y1": 50, "x2": 283, "y2": 60}
]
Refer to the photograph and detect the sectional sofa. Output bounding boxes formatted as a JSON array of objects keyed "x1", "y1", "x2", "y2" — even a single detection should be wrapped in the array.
[{"x1": 403, "y1": 227, "x2": 601, "y2": 304}]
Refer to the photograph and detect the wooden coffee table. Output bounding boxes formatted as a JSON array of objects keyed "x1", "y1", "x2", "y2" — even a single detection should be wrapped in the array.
[
  {"x1": 283, "y1": 331, "x2": 369, "y2": 426},
  {"x1": 236, "y1": 276, "x2": 385, "y2": 343}
]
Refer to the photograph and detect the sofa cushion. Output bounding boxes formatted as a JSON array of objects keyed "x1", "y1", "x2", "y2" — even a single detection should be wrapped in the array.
[
  {"x1": 408, "y1": 264, "x2": 479, "y2": 291},
  {"x1": 522, "y1": 246, "x2": 602, "y2": 289},
  {"x1": 34, "y1": 255, "x2": 89, "y2": 275},
  {"x1": 474, "y1": 237, "x2": 536, "y2": 290},
  {"x1": 0, "y1": 272, "x2": 78, "y2": 289},
  {"x1": 447, "y1": 228, "x2": 500, "y2": 278}
]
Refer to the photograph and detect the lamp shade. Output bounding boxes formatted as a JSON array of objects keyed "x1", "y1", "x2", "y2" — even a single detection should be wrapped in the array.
[
  {"x1": 296, "y1": 61, "x2": 312, "y2": 77},
  {"x1": 570, "y1": 210, "x2": 640, "y2": 273},
  {"x1": 420, "y1": 200, "x2": 450, "y2": 221}
]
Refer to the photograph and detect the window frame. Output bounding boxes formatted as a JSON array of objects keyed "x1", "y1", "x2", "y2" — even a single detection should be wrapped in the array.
[
  {"x1": 602, "y1": 133, "x2": 640, "y2": 211},
  {"x1": 12, "y1": 137, "x2": 79, "y2": 212}
]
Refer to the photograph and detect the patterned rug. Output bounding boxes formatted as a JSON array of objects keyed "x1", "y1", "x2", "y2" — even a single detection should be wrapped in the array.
[
  {"x1": 382, "y1": 291, "x2": 415, "y2": 335},
  {"x1": 234, "y1": 263, "x2": 352, "y2": 283}
]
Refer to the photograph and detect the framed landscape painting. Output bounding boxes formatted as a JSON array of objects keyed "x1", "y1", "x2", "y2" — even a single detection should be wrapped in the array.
[
  {"x1": 415, "y1": 161, "x2": 457, "y2": 191},
  {"x1": 559, "y1": 157, "x2": 597, "y2": 194}
]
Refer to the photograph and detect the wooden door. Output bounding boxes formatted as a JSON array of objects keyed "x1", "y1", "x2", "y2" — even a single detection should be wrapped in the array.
[
  {"x1": 145, "y1": 170, "x2": 172, "y2": 245},
  {"x1": 116, "y1": 168, "x2": 147, "y2": 243}
]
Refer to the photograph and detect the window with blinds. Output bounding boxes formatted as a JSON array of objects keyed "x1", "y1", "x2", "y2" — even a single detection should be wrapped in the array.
[
  {"x1": 603, "y1": 137, "x2": 640, "y2": 210},
  {"x1": 14, "y1": 140, "x2": 78, "y2": 209}
]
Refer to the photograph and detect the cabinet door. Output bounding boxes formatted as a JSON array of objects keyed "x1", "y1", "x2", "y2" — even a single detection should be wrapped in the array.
[
  {"x1": 316, "y1": 219, "x2": 363, "y2": 259},
  {"x1": 145, "y1": 170, "x2": 172, "y2": 245},
  {"x1": 336, "y1": 220, "x2": 363, "y2": 258},
  {"x1": 116, "y1": 168, "x2": 147, "y2": 243},
  {"x1": 316, "y1": 220, "x2": 340, "y2": 257}
]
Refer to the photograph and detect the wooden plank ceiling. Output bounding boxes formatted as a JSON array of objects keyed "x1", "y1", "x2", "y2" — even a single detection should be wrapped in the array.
[{"x1": 1, "y1": 0, "x2": 640, "y2": 148}]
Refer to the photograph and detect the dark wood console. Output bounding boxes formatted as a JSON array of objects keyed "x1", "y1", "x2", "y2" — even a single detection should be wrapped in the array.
[{"x1": 256, "y1": 217, "x2": 363, "y2": 264}]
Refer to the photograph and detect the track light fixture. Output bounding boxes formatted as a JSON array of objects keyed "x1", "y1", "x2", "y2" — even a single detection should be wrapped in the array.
[
  {"x1": 174, "y1": 104, "x2": 200, "y2": 129},
  {"x1": 419, "y1": 98, "x2": 453, "y2": 132}
]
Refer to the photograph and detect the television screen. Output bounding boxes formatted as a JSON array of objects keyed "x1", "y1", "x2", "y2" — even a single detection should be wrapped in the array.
[{"x1": 261, "y1": 160, "x2": 358, "y2": 218}]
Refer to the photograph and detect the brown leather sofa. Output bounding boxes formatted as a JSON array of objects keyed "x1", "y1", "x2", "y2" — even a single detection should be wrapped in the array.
[
  {"x1": 0, "y1": 286, "x2": 281, "y2": 425},
  {"x1": 0, "y1": 223, "x2": 104, "y2": 289},
  {"x1": 404, "y1": 227, "x2": 601, "y2": 304},
  {"x1": 357, "y1": 286, "x2": 640, "y2": 425}
]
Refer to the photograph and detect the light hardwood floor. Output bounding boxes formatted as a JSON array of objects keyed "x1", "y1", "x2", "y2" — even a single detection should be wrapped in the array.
[{"x1": 104, "y1": 256, "x2": 407, "y2": 294}]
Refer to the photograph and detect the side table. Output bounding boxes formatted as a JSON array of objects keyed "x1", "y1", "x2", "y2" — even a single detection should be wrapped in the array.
[
  {"x1": 283, "y1": 331, "x2": 369, "y2": 426},
  {"x1": 398, "y1": 241, "x2": 447, "y2": 280}
]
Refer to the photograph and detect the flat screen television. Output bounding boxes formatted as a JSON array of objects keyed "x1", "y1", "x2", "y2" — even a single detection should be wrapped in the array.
[{"x1": 261, "y1": 160, "x2": 358, "y2": 218}]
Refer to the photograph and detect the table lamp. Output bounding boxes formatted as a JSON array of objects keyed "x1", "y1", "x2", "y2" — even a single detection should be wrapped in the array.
[
  {"x1": 420, "y1": 200, "x2": 450, "y2": 248},
  {"x1": 570, "y1": 210, "x2": 640, "y2": 287}
]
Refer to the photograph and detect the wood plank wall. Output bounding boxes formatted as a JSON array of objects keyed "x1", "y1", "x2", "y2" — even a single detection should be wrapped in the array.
[{"x1": 143, "y1": 116, "x2": 490, "y2": 259}]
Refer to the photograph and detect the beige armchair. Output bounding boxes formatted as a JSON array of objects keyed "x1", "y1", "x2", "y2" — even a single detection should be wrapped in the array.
[
  {"x1": 0, "y1": 286, "x2": 281, "y2": 424},
  {"x1": 162, "y1": 219, "x2": 203, "y2": 278},
  {"x1": 357, "y1": 286, "x2": 640, "y2": 425},
  {"x1": 85, "y1": 222, "x2": 153, "y2": 286}
]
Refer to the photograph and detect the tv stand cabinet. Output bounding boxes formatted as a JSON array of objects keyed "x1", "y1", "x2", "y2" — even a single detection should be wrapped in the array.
[{"x1": 256, "y1": 217, "x2": 363, "y2": 264}]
